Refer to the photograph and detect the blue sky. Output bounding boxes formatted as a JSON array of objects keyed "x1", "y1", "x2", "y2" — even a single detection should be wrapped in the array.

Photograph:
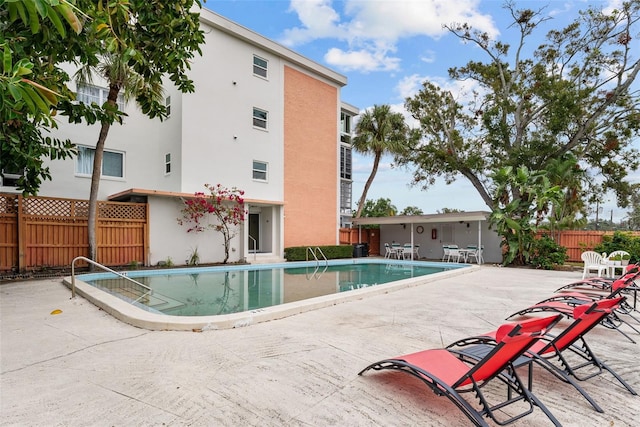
[{"x1": 205, "y1": 0, "x2": 637, "y2": 222}]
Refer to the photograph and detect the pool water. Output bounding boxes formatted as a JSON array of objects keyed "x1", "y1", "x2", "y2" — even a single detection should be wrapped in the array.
[{"x1": 83, "y1": 260, "x2": 460, "y2": 317}]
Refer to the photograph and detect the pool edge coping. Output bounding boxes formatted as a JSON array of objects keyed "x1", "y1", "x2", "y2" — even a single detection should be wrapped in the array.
[{"x1": 62, "y1": 263, "x2": 481, "y2": 331}]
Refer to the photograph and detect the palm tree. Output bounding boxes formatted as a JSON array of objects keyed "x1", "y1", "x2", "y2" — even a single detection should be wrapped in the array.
[
  {"x1": 68, "y1": 0, "x2": 204, "y2": 265},
  {"x1": 352, "y1": 104, "x2": 413, "y2": 218},
  {"x1": 76, "y1": 53, "x2": 165, "y2": 264}
]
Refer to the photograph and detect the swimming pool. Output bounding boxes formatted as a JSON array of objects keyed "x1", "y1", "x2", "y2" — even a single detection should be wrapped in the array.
[{"x1": 65, "y1": 259, "x2": 477, "y2": 331}]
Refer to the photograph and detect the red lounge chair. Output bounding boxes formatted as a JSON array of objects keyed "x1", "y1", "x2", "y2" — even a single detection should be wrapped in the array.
[
  {"x1": 555, "y1": 264, "x2": 639, "y2": 293},
  {"x1": 506, "y1": 272, "x2": 640, "y2": 343},
  {"x1": 448, "y1": 298, "x2": 636, "y2": 413},
  {"x1": 358, "y1": 315, "x2": 563, "y2": 427}
]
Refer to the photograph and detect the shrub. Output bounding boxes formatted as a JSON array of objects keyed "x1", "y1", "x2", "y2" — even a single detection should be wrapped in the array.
[
  {"x1": 284, "y1": 245, "x2": 353, "y2": 261},
  {"x1": 594, "y1": 231, "x2": 640, "y2": 263},
  {"x1": 530, "y1": 235, "x2": 568, "y2": 270}
]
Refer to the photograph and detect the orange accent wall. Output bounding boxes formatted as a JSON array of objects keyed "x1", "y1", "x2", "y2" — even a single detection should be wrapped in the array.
[{"x1": 283, "y1": 66, "x2": 338, "y2": 247}]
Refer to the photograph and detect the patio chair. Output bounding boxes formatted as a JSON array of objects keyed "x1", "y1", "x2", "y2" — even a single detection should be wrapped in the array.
[
  {"x1": 402, "y1": 244, "x2": 413, "y2": 260},
  {"x1": 358, "y1": 315, "x2": 563, "y2": 427},
  {"x1": 506, "y1": 272, "x2": 640, "y2": 343},
  {"x1": 605, "y1": 250, "x2": 632, "y2": 277},
  {"x1": 446, "y1": 245, "x2": 462, "y2": 263},
  {"x1": 448, "y1": 297, "x2": 636, "y2": 413},
  {"x1": 465, "y1": 245, "x2": 483, "y2": 264},
  {"x1": 441, "y1": 245, "x2": 450, "y2": 262},
  {"x1": 555, "y1": 264, "x2": 639, "y2": 293},
  {"x1": 581, "y1": 251, "x2": 607, "y2": 279},
  {"x1": 384, "y1": 243, "x2": 393, "y2": 259}
]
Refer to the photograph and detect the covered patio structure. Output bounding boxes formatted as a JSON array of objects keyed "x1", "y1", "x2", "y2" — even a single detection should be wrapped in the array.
[{"x1": 351, "y1": 211, "x2": 501, "y2": 263}]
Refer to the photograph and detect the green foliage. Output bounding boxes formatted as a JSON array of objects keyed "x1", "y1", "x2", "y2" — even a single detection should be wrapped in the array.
[
  {"x1": 400, "y1": 206, "x2": 423, "y2": 215},
  {"x1": 530, "y1": 235, "x2": 568, "y2": 270},
  {"x1": 437, "y1": 208, "x2": 464, "y2": 214},
  {"x1": 400, "y1": 1, "x2": 640, "y2": 249},
  {"x1": 594, "y1": 231, "x2": 640, "y2": 263},
  {"x1": 1, "y1": 0, "x2": 85, "y2": 195},
  {"x1": 284, "y1": 245, "x2": 353, "y2": 261},
  {"x1": 489, "y1": 166, "x2": 562, "y2": 265},
  {"x1": 361, "y1": 198, "x2": 397, "y2": 218},
  {"x1": 1, "y1": 0, "x2": 206, "y2": 196}
]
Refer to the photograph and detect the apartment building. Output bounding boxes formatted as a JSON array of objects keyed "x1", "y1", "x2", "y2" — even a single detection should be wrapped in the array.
[{"x1": 1, "y1": 8, "x2": 358, "y2": 266}]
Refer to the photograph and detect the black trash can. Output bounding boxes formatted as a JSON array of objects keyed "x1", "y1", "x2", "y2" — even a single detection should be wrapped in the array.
[{"x1": 352, "y1": 243, "x2": 369, "y2": 258}]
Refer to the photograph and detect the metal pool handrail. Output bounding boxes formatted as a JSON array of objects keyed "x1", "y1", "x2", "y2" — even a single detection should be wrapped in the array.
[
  {"x1": 70, "y1": 256, "x2": 152, "y2": 299},
  {"x1": 306, "y1": 247, "x2": 328, "y2": 266}
]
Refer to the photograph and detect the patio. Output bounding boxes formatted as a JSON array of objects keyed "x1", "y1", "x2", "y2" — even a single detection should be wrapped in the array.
[{"x1": 1, "y1": 266, "x2": 638, "y2": 426}]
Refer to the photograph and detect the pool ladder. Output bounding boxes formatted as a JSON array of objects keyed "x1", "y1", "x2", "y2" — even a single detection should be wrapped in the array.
[
  {"x1": 306, "y1": 247, "x2": 328, "y2": 266},
  {"x1": 305, "y1": 247, "x2": 328, "y2": 280},
  {"x1": 70, "y1": 256, "x2": 152, "y2": 299}
]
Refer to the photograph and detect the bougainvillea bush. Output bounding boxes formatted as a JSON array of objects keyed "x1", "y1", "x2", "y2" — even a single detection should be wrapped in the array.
[{"x1": 177, "y1": 184, "x2": 246, "y2": 263}]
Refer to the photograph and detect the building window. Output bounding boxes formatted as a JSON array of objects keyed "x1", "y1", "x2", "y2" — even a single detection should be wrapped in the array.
[
  {"x1": 0, "y1": 167, "x2": 24, "y2": 187},
  {"x1": 252, "y1": 161, "x2": 267, "y2": 181},
  {"x1": 253, "y1": 107, "x2": 268, "y2": 129},
  {"x1": 340, "y1": 112, "x2": 351, "y2": 134},
  {"x1": 76, "y1": 146, "x2": 124, "y2": 178},
  {"x1": 340, "y1": 146, "x2": 352, "y2": 180},
  {"x1": 76, "y1": 84, "x2": 125, "y2": 111},
  {"x1": 165, "y1": 96, "x2": 171, "y2": 117},
  {"x1": 340, "y1": 112, "x2": 352, "y2": 143},
  {"x1": 253, "y1": 55, "x2": 268, "y2": 78},
  {"x1": 165, "y1": 153, "x2": 171, "y2": 175},
  {"x1": 340, "y1": 180, "x2": 352, "y2": 215}
]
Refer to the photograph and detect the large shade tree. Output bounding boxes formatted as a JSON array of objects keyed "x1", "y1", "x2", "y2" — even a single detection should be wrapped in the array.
[
  {"x1": 1, "y1": 0, "x2": 86, "y2": 194},
  {"x1": 352, "y1": 104, "x2": 417, "y2": 218},
  {"x1": 60, "y1": 0, "x2": 205, "y2": 263},
  {"x1": 401, "y1": 1, "x2": 640, "y2": 264}
]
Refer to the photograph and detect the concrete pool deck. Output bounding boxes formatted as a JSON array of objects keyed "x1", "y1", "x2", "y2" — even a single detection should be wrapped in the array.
[{"x1": 1, "y1": 265, "x2": 639, "y2": 426}]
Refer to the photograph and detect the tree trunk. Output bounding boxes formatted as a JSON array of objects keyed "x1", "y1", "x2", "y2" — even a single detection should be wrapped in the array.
[
  {"x1": 87, "y1": 122, "x2": 111, "y2": 266},
  {"x1": 355, "y1": 151, "x2": 382, "y2": 218},
  {"x1": 87, "y1": 86, "x2": 120, "y2": 266}
]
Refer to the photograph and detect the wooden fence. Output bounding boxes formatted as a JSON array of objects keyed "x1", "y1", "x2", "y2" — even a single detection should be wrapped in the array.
[
  {"x1": 0, "y1": 193, "x2": 148, "y2": 272},
  {"x1": 339, "y1": 228, "x2": 381, "y2": 256},
  {"x1": 537, "y1": 230, "x2": 640, "y2": 262}
]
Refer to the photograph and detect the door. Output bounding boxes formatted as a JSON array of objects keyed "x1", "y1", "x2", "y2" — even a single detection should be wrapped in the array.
[{"x1": 249, "y1": 213, "x2": 260, "y2": 252}]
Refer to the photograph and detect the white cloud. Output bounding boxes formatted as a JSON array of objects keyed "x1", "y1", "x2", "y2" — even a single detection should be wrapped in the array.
[
  {"x1": 324, "y1": 47, "x2": 400, "y2": 72},
  {"x1": 281, "y1": 0, "x2": 347, "y2": 45},
  {"x1": 281, "y1": 0, "x2": 498, "y2": 73}
]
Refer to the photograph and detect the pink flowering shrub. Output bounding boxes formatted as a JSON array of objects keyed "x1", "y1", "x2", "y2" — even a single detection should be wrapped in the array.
[{"x1": 177, "y1": 184, "x2": 246, "y2": 263}]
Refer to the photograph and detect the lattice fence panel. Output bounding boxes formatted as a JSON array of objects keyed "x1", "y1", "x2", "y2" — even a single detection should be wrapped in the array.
[
  {"x1": 0, "y1": 194, "x2": 18, "y2": 214},
  {"x1": 99, "y1": 202, "x2": 146, "y2": 220},
  {"x1": 1, "y1": 193, "x2": 148, "y2": 272}
]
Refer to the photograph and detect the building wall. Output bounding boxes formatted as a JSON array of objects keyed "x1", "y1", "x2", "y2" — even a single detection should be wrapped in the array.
[
  {"x1": 180, "y1": 23, "x2": 285, "y2": 200},
  {"x1": 34, "y1": 65, "x2": 184, "y2": 200},
  {"x1": 283, "y1": 66, "x2": 339, "y2": 247},
  {"x1": 148, "y1": 196, "x2": 243, "y2": 266},
  {"x1": 15, "y1": 9, "x2": 348, "y2": 262}
]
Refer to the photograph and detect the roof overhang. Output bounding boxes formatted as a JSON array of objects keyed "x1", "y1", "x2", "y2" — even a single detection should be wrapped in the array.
[
  {"x1": 108, "y1": 188, "x2": 284, "y2": 206},
  {"x1": 351, "y1": 211, "x2": 491, "y2": 226}
]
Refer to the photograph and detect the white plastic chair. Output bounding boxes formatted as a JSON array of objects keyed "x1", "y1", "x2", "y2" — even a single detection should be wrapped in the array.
[
  {"x1": 605, "y1": 250, "x2": 631, "y2": 277},
  {"x1": 402, "y1": 245, "x2": 413, "y2": 260},
  {"x1": 465, "y1": 245, "x2": 479, "y2": 264},
  {"x1": 581, "y1": 251, "x2": 607, "y2": 279},
  {"x1": 441, "y1": 245, "x2": 450, "y2": 262},
  {"x1": 447, "y1": 247, "x2": 462, "y2": 263},
  {"x1": 384, "y1": 243, "x2": 393, "y2": 259},
  {"x1": 413, "y1": 244, "x2": 420, "y2": 259},
  {"x1": 606, "y1": 250, "x2": 630, "y2": 263}
]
